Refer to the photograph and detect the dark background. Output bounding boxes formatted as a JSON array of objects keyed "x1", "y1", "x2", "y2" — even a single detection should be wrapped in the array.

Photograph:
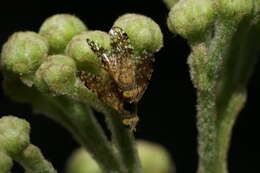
[{"x1": 0, "y1": 0, "x2": 259, "y2": 173}]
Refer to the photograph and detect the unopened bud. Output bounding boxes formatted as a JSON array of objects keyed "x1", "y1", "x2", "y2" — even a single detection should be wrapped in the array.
[
  {"x1": 35, "y1": 55, "x2": 77, "y2": 95},
  {"x1": 1, "y1": 32, "x2": 49, "y2": 76},
  {"x1": 66, "y1": 31, "x2": 111, "y2": 74},
  {"x1": 167, "y1": 0, "x2": 215, "y2": 40},
  {"x1": 39, "y1": 14, "x2": 87, "y2": 54},
  {"x1": 0, "y1": 116, "x2": 30, "y2": 157},
  {"x1": 114, "y1": 13, "x2": 163, "y2": 53}
]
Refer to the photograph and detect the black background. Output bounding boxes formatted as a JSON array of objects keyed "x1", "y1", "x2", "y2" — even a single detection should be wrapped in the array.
[{"x1": 0, "y1": 0, "x2": 259, "y2": 173}]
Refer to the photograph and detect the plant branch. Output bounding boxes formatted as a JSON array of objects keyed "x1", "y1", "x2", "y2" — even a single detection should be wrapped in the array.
[
  {"x1": 32, "y1": 93, "x2": 125, "y2": 173},
  {"x1": 3, "y1": 78, "x2": 124, "y2": 173},
  {"x1": 15, "y1": 144, "x2": 57, "y2": 173},
  {"x1": 105, "y1": 110, "x2": 142, "y2": 173},
  {"x1": 190, "y1": 17, "x2": 260, "y2": 173}
]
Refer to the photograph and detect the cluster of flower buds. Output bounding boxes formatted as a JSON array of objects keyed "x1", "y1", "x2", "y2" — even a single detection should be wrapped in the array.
[
  {"x1": 167, "y1": 0, "x2": 260, "y2": 91},
  {"x1": 0, "y1": 116, "x2": 56, "y2": 173},
  {"x1": 0, "y1": 116, "x2": 30, "y2": 165},
  {"x1": 167, "y1": 0, "x2": 256, "y2": 41},
  {"x1": 1, "y1": 13, "x2": 163, "y2": 130}
]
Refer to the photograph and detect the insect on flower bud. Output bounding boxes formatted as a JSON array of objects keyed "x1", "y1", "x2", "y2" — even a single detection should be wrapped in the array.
[
  {"x1": 35, "y1": 55, "x2": 77, "y2": 95},
  {"x1": 0, "y1": 116, "x2": 30, "y2": 157},
  {"x1": 39, "y1": 14, "x2": 87, "y2": 54},
  {"x1": 167, "y1": 0, "x2": 215, "y2": 40},
  {"x1": 65, "y1": 31, "x2": 111, "y2": 74},
  {"x1": 113, "y1": 13, "x2": 163, "y2": 54},
  {"x1": 1, "y1": 32, "x2": 49, "y2": 76},
  {"x1": 82, "y1": 26, "x2": 156, "y2": 130}
]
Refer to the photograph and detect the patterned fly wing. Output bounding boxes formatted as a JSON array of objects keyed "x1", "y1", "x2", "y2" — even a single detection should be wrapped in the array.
[
  {"x1": 123, "y1": 53, "x2": 154, "y2": 103},
  {"x1": 83, "y1": 27, "x2": 154, "y2": 131},
  {"x1": 107, "y1": 27, "x2": 137, "y2": 91},
  {"x1": 109, "y1": 26, "x2": 133, "y2": 55}
]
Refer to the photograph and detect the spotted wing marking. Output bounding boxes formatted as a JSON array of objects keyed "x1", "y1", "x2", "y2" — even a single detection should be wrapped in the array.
[
  {"x1": 84, "y1": 27, "x2": 155, "y2": 131},
  {"x1": 109, "y1": 26, "x2": 133, "y2": 55}
]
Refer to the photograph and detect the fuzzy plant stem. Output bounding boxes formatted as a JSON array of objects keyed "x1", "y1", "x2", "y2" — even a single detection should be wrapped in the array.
[
  {"x1": 189, "y1": 19, "x2": 260, "y2": 173},
  {"x1": 105, "y1": 110, "x2": 142, "y2": 173},
  {"x1": 191, "y1": 21, "x2": 236, "y2": 173},
  {"x1": 74, "y1": 86, "x2": 142, "y2": 173},
  {"x1": 17, "y1": 86, "x2": 125, "y2": 173},
  {"x1": 167, "y1": 1, "x2": 260, "y2": 172},
  {"x1": 15, "y1": 144, "x2": 57, "y2": 173},
  {"x1": 195, "y1": 90, "x2": 246, "y2": 173},
  {"x1": 0, "y1": 115, "x2": 57, "y2": 173}
]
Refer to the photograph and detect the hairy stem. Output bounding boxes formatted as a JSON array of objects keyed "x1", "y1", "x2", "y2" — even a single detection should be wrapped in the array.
[
  {"x1": 105, "y1": 110, "x2": 142, "y2": 173},
  {"x1": 15, "y1": 144, "x2": 57, "y2": 173},
  {"x1": 196, "y1": 91, "x2": 246, "y2": 173},
  {"x1": 191, "y1": 18, "x2": 260, "y2": 173},
  {"x1": 195, "y1": 90, "x2": 217, "y2": 173},
  {"x1": 19, "y1": 87, "x2": 124, "y2": 173},
  {"x1": 74, "y1": 85, "x2": 142, "y2": 173},
  {"x1": 215, "y1": 92, "x2": 246, "y2": 173}
]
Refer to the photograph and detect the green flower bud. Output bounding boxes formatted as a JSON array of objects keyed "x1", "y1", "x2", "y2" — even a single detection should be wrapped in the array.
[
  {"x1": 1, "y1": 32, "x2": 49, "y2": 76},
  {"x1": 39, "y1": 14, "x2": 87, "y2": 54},
  {"x1": 113, "y1": 13, "x2": 163, "y2": 53},
  {"x1": 218, "y1": 0, "x2": 253, "y2": 22},
  {"x1": 0, "y1": 152, "x2": 13, "y2": 173},
  {"x1": 66, "y1": 148, "x2": 101, "y2": 173},
  {"x1": 65, "y1": 31, "x2": 111, "y2": 73},
  {"x1": 35, "y1": 55, "x2": 77, "y2": 95},
  {"x1": 137, "y1": 140, "x2": 174, "y2": 173},
  {"x1": 167, "y1": 0, "x2": 215, "y2": 40},
  {"x1": 163, "y1": 0, "x2": 179, "y2": 9},
  {"x1": 0, "y1": 116, "x2": 30, "y2": 157},
  {"x1": 66, "y1": 141, "x2": 174, "y2": 173}
]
